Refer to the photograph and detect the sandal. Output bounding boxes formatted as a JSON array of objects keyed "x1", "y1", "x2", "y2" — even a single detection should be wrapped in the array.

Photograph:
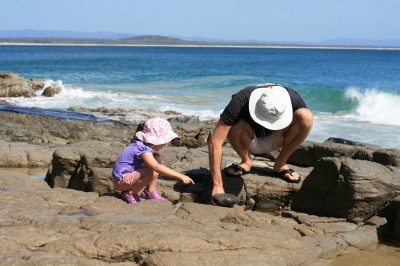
[
  {"x1": 225, "y1": 164, "x2": 250, "y2": 177},
  {"x1": 273, "y1": 169, "x2": 301, "y2": 184},
  {"x1": 141, "y1": 189, "x2": 165, "y2": 200},
  {"x1": 121, "y1": 191, "x2": 141, "y2": 204}
]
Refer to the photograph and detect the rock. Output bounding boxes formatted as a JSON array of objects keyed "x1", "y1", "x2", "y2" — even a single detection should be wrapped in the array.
[
  {"x1": 2, "y1": 105, "x2": 400, "y2": 263},
  {"x1": 288, "y1": 140, "x2": 400, "y2": 168},
  {"x1": 0, "y1": 72, "x2": 20, "y2": 79},
  {"x1": 0, "y1": 110, "x2": 137, "y2": 145},
  {"x1": 291, "y1": 157, "x2": 400, "y2": 221},
  {"x1": 0, "y1": 71, "x2": 35, "y2": 97},
  {"x1": 339, "y1": 225, "x2": 379, "y2": 250},
  {"x1": 171, "y1": 122, "x2": 215, "y2": 148},
  {"x1": 393, "y1": 206, "x2": 400, "y2": 242},
  {"x1": 3, "y1": 166, "x2": 391, "y2": 265},
  {"x1": 0, "y1": 140, "x2": 55, "y2": 167},
  {"x1": 42, "y1": 138, "x2": 314, "y2": 217},
  {"x1": 211, "y1": 193, "x2": 239, "y2": 207},
  {"x1": 42, "y1": 138, "x2": 400, "y2": 229},
  {"x1": 0, "y1": 109, "x2": 217, "y2": 149},
  {"x1": 379, "y1": 196, "x2": 400, "y2": 242},
  {"x1": 287, "y1": 141, "x2": 374, "y2": 167},
  {"x1": 0, "y1": 72, "x2": 63, "y2": 98},
  {"x1": 45, "y1": 140, "x2": 124, "y2": 192},
  {"x1": 42, "y1": 84, "x2": 62, "y2": 97},
  {"x1": 324, "y1": 137, "x2": 379, "y2": 148},
  {"x1": 29, "y1": 78, "x2": 47, "y2": 91},
  {"x1": 373, "y1": 149, "x2": 400, "y2": 167}
]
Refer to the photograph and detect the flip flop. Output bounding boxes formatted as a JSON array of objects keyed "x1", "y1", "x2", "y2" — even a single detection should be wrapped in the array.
[
  {"x1": 225, "y1": 164, "x2": 250, "y2": 177},
  {"x1": 211, "y1": 193, "x2": 239, "y2": 207},
  {"x1": 273, "y1": 168, "x2": 302, "y2": 184}
]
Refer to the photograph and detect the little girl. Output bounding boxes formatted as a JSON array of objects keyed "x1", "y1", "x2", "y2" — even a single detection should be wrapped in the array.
[{"x1": 112, "y1": 117, "x2": 194, "y2": 203}]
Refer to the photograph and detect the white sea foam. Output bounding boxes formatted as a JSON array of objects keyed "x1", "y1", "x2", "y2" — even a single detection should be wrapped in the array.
[
  {"x1": 3, "y1": 81, "x2": 400, "y2": 147},
  {"x1": 305, "y1": 86, "x2": 400, "y2": 129},
  {"x1": 2, "y1": 81, "x2": 222, "y2": 120},
  {"x1": 158, "y1": 105, "x2": 221, "y2": 121},
  {"x1": 344, "y1": 87, "x2": 400, "y2": 127},
  {"x1": 307, "y1": 87, "x2": 400, "y2": 148},
  {"x1": 5, "y1": 80, "x2": 103, "y2": 109},
  {"x1": 309, "y1": 113, "x2": 399, "y2": 148},
  {"x1": 7, "y1": 82, "x2": 399, "y2": 127}
]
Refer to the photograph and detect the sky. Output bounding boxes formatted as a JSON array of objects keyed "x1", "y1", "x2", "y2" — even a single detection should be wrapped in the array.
[{"x1": 1, "y1": 0, "x2": 400, "y2": 43}]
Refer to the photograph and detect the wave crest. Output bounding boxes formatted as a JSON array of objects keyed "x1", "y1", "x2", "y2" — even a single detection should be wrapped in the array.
[{"x1": 344, "y1": 87, "x2": 400, "y2": 126}]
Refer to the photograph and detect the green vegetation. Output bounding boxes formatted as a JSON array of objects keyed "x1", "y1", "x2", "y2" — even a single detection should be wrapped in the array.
[
  {"x1": 0, "y1": 35, "x2": 299, "y2": 47},
  {"x1": 0, "y1": 35, "x2": 397, "y2": 49}
]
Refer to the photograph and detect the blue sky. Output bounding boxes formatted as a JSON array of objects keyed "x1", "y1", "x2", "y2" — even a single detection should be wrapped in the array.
[{"x1": 2, "y1": 0, "x2": 400, "y2": 42}]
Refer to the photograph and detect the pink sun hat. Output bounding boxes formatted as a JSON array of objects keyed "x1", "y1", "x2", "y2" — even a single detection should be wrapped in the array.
[{"x1": 136, "y1": 118, "x2": 178, "y2": 145}]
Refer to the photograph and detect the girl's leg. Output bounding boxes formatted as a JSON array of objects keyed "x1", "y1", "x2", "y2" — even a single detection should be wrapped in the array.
[
  {"x1": 118, "y1": 153, "x2": 161, "y2": 194},
  {"x1": 114, "y1": 153, "x2": 163, "y2": 202},
  {"x1": 114, "y1": 170, "x2": 150, "y2": 203},
  {"x1": 128, "y1": 171, "x2": 158, "y2": 194},
  {"x1": 144, "y1": 153, "x2": 161, "y2": 193},
  {"x1": 114, "y1": 166, "x2": 155, "y2": 203},
  {"x1": 141, "y1": 154, "x2": 165, "y2": 200}
]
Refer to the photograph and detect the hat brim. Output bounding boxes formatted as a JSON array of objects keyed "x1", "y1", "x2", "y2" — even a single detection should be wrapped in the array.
[
  {"x1": 249, "y1": 86, "x2": 293, "y2": 130},
  {"x1": 136, "y1": 131, "x2": 178, "y2": 145}
]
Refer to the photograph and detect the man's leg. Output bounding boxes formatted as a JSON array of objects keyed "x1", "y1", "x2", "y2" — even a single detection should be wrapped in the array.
[
  {"x1": 273, "y1": 108, "x2": 313, "y2": 180},
  {"x1": 226, "y1": 119, "x2": 254, "y2": 175}
]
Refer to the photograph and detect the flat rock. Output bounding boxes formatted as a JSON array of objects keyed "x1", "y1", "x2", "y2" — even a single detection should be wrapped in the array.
[{"x1": 0, "y1": 169, "x2": 391, "y2": 265}]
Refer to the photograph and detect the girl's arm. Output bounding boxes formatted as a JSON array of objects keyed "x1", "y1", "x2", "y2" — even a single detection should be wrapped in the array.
[{"x1": 141, "y1": 152, "x2": 194, "y2": 184}]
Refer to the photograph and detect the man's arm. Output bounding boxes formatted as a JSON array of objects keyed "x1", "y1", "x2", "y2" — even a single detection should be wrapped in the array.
[{"x1": 208, "y1": 119, "x2": 232, "y2": 195}]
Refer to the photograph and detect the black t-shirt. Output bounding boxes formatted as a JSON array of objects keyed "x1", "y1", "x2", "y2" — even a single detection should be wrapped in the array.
[{"x1": 220, "y1": 85, "x2": 307, "y2": 137}]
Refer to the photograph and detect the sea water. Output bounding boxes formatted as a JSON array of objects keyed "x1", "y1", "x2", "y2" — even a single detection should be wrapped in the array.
[{"x1": 1, "y1": 45, "x2": 399, "y2": 148}]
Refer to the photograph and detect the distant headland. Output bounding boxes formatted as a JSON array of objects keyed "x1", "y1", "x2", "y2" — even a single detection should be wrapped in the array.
[{"x1": 1, "y1": 34, "x2": 400, "y2": 50}]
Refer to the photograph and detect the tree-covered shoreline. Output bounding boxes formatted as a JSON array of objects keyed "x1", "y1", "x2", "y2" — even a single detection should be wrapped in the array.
[{"x1": 1, "y1": 35, "x2": 398, "y2": 49}]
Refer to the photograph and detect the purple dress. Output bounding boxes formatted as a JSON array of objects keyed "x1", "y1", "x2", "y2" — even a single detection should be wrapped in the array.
[{"x1": 112, "y1": 140, "x2": 153, "y2": 179}]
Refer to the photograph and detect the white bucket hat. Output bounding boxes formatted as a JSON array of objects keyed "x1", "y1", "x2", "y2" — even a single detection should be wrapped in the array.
[{"x1": 249, "y1": 85, "x2": 293, "y2": 130}]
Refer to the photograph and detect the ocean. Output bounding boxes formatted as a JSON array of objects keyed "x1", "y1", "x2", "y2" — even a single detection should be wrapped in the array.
[{"x1": 1, "y1": 45, "x2": 400, "y2": 148}]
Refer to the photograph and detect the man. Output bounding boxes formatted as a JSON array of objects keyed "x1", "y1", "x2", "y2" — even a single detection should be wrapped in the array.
[{"x1": 208, "y1": 83, "x2": 313, "y2": 199}]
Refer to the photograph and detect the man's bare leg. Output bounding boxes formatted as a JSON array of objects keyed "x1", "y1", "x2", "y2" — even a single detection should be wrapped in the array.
[
  {"x1": 226, "y1": 119, "x2": 254, "y2": 175},
  {"x1": 273, "y1": 108, "x2": 313, "y2": 181}
]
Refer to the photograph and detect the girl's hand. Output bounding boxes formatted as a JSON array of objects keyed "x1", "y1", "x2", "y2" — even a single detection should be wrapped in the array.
[{"x1": 181, "y1": 175, "x2": 194, "y2": 184}]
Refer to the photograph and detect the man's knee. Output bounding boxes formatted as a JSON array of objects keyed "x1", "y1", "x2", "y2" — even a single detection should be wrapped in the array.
[
  {"x1": 293, "y1": 108, "x2": 313, "y2": 129},
  {"x1": 227, "y1": 119, "x2": 253, "y2": 140}
]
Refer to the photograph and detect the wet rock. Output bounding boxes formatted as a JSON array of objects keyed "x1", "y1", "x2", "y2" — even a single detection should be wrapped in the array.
[
  {"x1": 0, "y1": 72, "x2": 62, "y2": 98},
  {"x1": 29, "y1": 78, "x2": 47, "y2": 91},
  {"x1": 42, "y1": 84, "x2": 62, "y2": 97}
]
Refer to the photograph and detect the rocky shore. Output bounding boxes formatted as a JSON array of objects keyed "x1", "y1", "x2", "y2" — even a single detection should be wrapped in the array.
[
  {"x1": 0, "y1": 104, "x2": 399, "y2": 266},
  {"x1": 1, "y1": 72, "x2": 400, "y2": 265}
]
